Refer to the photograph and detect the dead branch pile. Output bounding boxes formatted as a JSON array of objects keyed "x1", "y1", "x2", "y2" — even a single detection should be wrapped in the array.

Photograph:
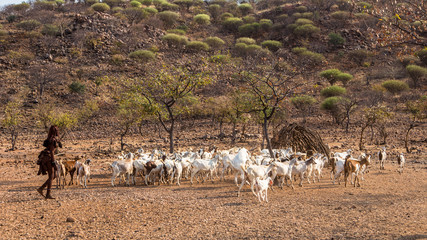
[{"x1": 272, "y1": 123, "x2": 330, "y2": 158}]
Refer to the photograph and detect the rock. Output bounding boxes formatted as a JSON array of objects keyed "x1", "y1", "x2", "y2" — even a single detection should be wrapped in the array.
[{"x1": 66, "y1": 217, "x2": 76, "y2": 223}]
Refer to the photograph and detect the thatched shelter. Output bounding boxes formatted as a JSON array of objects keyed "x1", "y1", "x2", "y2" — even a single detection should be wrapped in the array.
[{"x1": 271, "y1": 123, "x2": 330, "y2": 158}]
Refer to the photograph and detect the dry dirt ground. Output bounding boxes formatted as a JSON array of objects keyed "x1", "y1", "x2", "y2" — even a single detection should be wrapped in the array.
[{"x1": 0, "y1": 135, "x2": 426, "y2": 239}]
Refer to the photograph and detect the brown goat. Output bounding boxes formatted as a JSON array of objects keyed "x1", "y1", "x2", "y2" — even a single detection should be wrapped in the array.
[
  {"x1": 344, "y1": 154, "x2": 371, "y2": 187},
  {"x1": 62, "y1": 160, "x2": 77, "y2": 185}
]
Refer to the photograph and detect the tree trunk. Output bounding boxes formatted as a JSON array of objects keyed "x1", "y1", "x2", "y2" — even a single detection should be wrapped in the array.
[
  {"x1": 10, "y1": 128, "x2": 17, "y2": 151},
  {"x1": 405, "y1": 124, "x2": 415, "y2": 153},
  {"x1": 264, "y1": 117, "x2": 274, "y2": 158},
  {"x1": 169, "y1": 120, "x2": 174, "y2": 153},
  {"x1": 345, "y1": 111, "x2": 350, "y2": 133},
  {"x1": 120, "y1": 125, "x2": 129, "y2": 151},
  {"x1": 219, "y1": 119, "x2": 224, "y2": 137},
  {"x1": 261, "y1": 124, "x2": 265, "y2": 150},
  {"x1": 359, "y1": 124, "x2": 368, "y2": 150},
  {"x1": 231, "y1": 122, "x2": 237, "y2": 144}
]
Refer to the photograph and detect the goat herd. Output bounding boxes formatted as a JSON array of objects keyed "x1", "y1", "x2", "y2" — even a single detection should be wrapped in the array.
[{"x1": 54, "y1": 146, "x2": 406, "y2": 203}]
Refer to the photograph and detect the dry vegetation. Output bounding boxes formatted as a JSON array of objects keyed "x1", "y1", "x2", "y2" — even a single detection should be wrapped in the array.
[{"x1": 0, "y1": 0, "x2": 426, "y2": 238}]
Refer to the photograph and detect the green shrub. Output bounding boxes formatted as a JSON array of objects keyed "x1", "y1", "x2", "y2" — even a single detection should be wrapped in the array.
[
  {"x1": 13, "y1": 2, "x2": 31, "y2": 12},
  {"x1": 321, "y1": 96, "x2": 342, "y2": 110},
  {"x1": 91, "y1": 3, "x2": 110, "y2": 12},
  {"x1": 144, "y1": 7, "x2": 158, "y2": 14},
  {"x1": 17, "y1": 20, "x2": 41, "y2": 31},
  {"x1": 220, "y1": 12, "x2": 233, "y2": 21},
  {"x1": 291, "y1": 95, "x2": 316, "y2": 110},
  {"x1": 336, "y1": 73, "x2": 353, "y2": 85},
  {"x1": 301, "y1": 12, "x2": 313, "y2": 19},
  {"x1": 0, "y1": 30, "x2": 8, "y2": 38},
  {"x1": 238, "y1": 3, "x2": 253, "y2": 15},
  {"x1": 111, "y1": 54, "x2": 126, "y2": 65},
  {"x1": 319, "y1": 69, "x2": 341, "y2": 84},
  {"x1": 211, "y1": 0, "x2": 226, "y2": 6},
  {"x1": 176, "y1": 25, "x2": 188, "y2": 32},
  {"x1": 86, "y1": 0, "x2": 99, "y2": 4},
  {"x1": 174, "y1": 0, "x2": 194, "y2": 10},
  {"x1": 238, "y1": 23, "x2": 260, "y2": 36},
  {"x1": 321, "y1": 86, "x2": 346, "y2": 98},
  {"x1": 292, "y1": 47, "x2": 307, "y2": 54},
  {"x1": 162, "y1": 33, "x2": 188, "y2": 46},
  {"x1": 406, "y1": 64, "x2": 427, "y2": 87},
  {"x1": 41, "y1": 24, "x2": 60, "y2": 36},
  {"x1": 293, "y1": 12, "x2": 302, "y2": 18},
  {"x1": 246, "y1": 44, "x2": 261, "y2": 52},
  {"x1": 295, "y1": 18, "x2": 313, "y2": 25},
  {"x1": 209, "y1": 54, "x2": 229, "y2": 63},
  {"x1": 153, "y1": 0, "x2": 167, "y2": 7},
  {"x1": 356, "y1": 1, "x2": 372, "y2": 9},
  {"x1": 400, "y1": 55, "x2": 420, "y2": 66},
  {"x1": 158, "y1": 11, "x2": 180, "y2": 27},
  {"x1": 294, "y1": 24, "x2": 320, "y2": 37},
  {"x1": 123, "y1": 8, "x2": 148, "y2": 24},
  {"x1": 6, "y1": 15, "x2": 17, "y2": 23},
  {"x1": 103, "y1": 0, "x2": 123, "y2": 7},
  {"x1": 236, "y1": 37, "x2": 256, "y2": 45},
  {"x1": 416, "y1": 49, "x2": 427, "y2": 65},
  {"x1": 186, "y1": 41, "x2": 210, "y2": 52},
  {"x1": 112, "y1": 6, "x2": 123, "y2": 12},
  {"x1": 381, "y1": 80, "x2": 409, "y2": 94},
  {"x1": 222, "y1": 17, "x2": 243, "y2": 31},
  {"x1": 129, "y1": 50, "x2": 155, "y2": 62},
  {"x1": 209, "y1": 4, "x2": 221, "y2": 20},
  {"x1": 277, "y1": 14, "x2": 288, "y2": 22},
  {"x1": 328, "y1": 32, "x2": 345, "y2": 47},
  {"x1": 160, "y1": 2, "x2": 179, "y2": 11},
  {"x1": 296, "y1": 5, "x2": 307, "y2": 12},
  {"x1": 300, "y1": 50, "x2": 324, "y2": 64},
  {"x1": 261, "y1": 40, "x2": 282, "y2": 52},
  {"x1": 234, "y1": 42, "x2": 248, "y2": 55},
  {"x1": 69, "y1": 81, "x2": 86, "y2": 94},
  {"x1": 130, "y1": 0, "x2": 142, "y2": 7},
  {"x1": 243, "y1": 16, "x2": 256, "y2": 23},
  {"x1": 349, "y1": 49, "x2": 372, "y2": 65},
  {"x1": 140, "y1": 0, "x2": 152, "y2": 5},
  {"x1": 167, "y1": 29, "x2": 186, "y2": 35},
  {"x1": 194, "y1": 14, "x2": 211, "y2": 25},
  {"x1": 331, "y1": 11, "x2": 350, "y2": 20},
  {"x1": 204, "y1": 37, "x2": 225, "y2": 49},
  {"x1": 259, "y1": 19, "x2": 272, "y2": 31},
  {"x1": 34, "y1": 1, "x2": 57, "y2": 10}
]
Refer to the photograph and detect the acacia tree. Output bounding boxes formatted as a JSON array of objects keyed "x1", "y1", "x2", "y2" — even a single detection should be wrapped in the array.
[
  {"x1": 238, "y1": 62, "x2": 299, "y2": 158},
  {"x1": 404, "y1": 96, "x2": 427, "y2": 153},
  {"x1": 138, "y1": 64, "x2": 211, "y2": 153},
  {"x1": 359, "y1": 106, "x2": 392, "y2": 150},
  {"x1": 2, "y1": 100, "x2": 22, "y2": 151},
  {"x1": 205, "y1": 96, "x2": 232, "y2": 138}
]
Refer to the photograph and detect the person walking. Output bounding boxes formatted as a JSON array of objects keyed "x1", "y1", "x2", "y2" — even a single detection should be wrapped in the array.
[{"x1": 37, "y1": 126, "x2": 61, "y2": 199}]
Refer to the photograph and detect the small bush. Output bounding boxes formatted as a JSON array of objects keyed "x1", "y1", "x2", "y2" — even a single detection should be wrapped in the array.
[
  {"x1": 321, "y1": 96, "x2": 342, "y2": 110},
  {"x1": 129, "y1": 50, "x2": 155, "y2": 62},
  {"x1": 321, "y1": 86, "x2": 346, "y2": 98},
  {"x1": 209, "y1": 4, "x2": 221, "y2": 20},
  {"x1": 41, "y1": 24, "x2": 60, "y2": 36},
  {"x1": 91, "y1": 3, "x2": 110, "y2": 12},
  {"x1": 140, "y1": 0, "x2": 152, "y2": 5},
  {"x1": 328, "y1": 32, "x2": 345, "y2": 47},
  {"x1": 301, "y1": 12, "x2": 313, "y2": 19},
  {"x1": 111, "y1": 54, "x2": 126, "y2": 65},
  {"x1": 123, "y1": 8, "x2": 148, "y2": 24},
  {"x1": 209, "y1": 54, "x2": 229, "y2": 63},
  {"x1": 13, "y1": 2, "x2": 31, "y2": 12},
  {"x1": 296, "y1": 5, "x2": 307, "y2": 13},
  {"x1": 331, "y1": 11, "x2": 350, "y2": 20},
  {"x1": 319, "y1": 69, "x2": 353, "y2": 85},
  {"x1": 220, "y1": 12, "x2": 233, "y2": 21},
  {"x1": 69, "y1": 81, "x2": 86, "y2": 94},
  {"x1": 400, "y1": 55, "x2": 420, "y2": 66},
  {"x1": 336, "y1": 73, "x2": 353, "y2": 85},
  {"x1": 167, "y1": 29, "x2": 186, "y2": 35},
  {"x1": 406, "y1": 64, "x2": 427, "y2": 87},
  {"x1": 246, "y1": 44, "x2": 261, "y2": 52},
  {"x1": 158, "y1": 11, "x2": 180, "y2": 27},
  {"x1": 238, "y1": 23, "x2": 260, "y2": 36},
  {"x1": 416, "y1": 49, "x2": 427, "y2": 65},
  {"x1": 292, "y1": 47, "x2": 307, "y2": 54},
  {"x1": 356, "y1": 2, "x2": 372, "y2": 9},
  {"x1": 349, "y1": 49, "x2": 372, "y2": 65},
  {"x1": 222, "y1": 17, "x2": 243, "y2": 31},
  {"x1": 381, "y1": 80, "x2": 409, "y2": 95},
  {"x1": 112, "y1": 7, "x2": 123, "y2": 12},
  {"x1": 238, "y1": 3, "x2": 253, "y2": 15},
  {"x1": 259, "y1": 19, "x2": 272, "y2": 31},
  {"x1": 291, "y1": 95, "x2": 316, "y2": 109},
  {"x1": 261, "y1": 40, "x2": 282, "y2": 52},
  {"x1": 86, "y1": 0, "x2": 99, "y2": 4},
  {"x1": 300, "y1": 50, "x2": 324, "y2": 64},
  {"x1": 204, "y1": 37, "x2": 225, "y2": 49},
  {"x1": 243, "y1": 16, "x2": 256, "y2": 23},
  {"x1": 160, "y1": 2, "x2": 179, "y2": 11},
  {"x1": 130, "y1": 0, "x2": 142, "y2": 7},
  {"x1": 144, "y1": 7, "x2": 158, "y2": 14},
  {"x1": 295, "y1": 18, "x2": 313, "y2": 25},
  {"x1": 236, "y1": 37, "x2": 256, "y2": 45},
  {"x1": 294, "y1": 24, "x2": 320, "y2": 37},
  {"x1": 103, "y1": 0, "x2": 123, "y2": 7},
  {"x1": 17, "y1": 20, "x2": 41, "y2": 31},
  {"x1": 194, "y1": 14, "x2": 210, "y2": 25},
  {"x1": 162, "y1": 33, "x2": 188, "y2": 46},
  {"x1": 34, "y1": 1, "x2": 57, "y2": 10},
  {"x1": 234, "y1": 42, "x2": 248, "y2": 55},
  {"x1": 277, "y1": 14, "x2": 288, "y2": 22},
  {"x1": 186, "y1": 41, "x2": 210, "y2": 52},
  {"x1": 7, "y1": 15, "x2": 17, "y2": 23}
]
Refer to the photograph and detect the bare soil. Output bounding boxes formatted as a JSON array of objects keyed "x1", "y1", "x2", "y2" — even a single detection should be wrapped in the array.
[{"x1": 0, "y1": 135, "x2": 426, "y2": 240}]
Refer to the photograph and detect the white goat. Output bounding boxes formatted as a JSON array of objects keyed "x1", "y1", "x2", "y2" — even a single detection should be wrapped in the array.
[
  {"x1": 226, "y1": 148, "x2": 251, "y2": 196},
  {"x1": 306, "y1": 154, "x2": 325, "y2": 183},
  {"x1": 243, "y1": 164, "x2": 269, "y2": 196},
  {"x1": 190, "y1": 154, "x2": 220, "y2": 185},
  {"x1": 77, "y1": 159, "x2": 91, "y2": 188},
  {"x1": 378, "y1": 147, "x2": 386, "y2": 170},
  {"x1": 110, "y1": 152, "x2": 134, "y2": 186},
  {"x1": 292, "y1": 157, "x2": 315, "y2": 187},
  {"x1": 254, "y1": 177, "x2": 272, "y2": 203},
  {"x1": 266, "y1": 159, "x2": 295, "y2": 189},
  {"x1": 397, "y1": 153, "x2": 405, "y2": 174}
]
